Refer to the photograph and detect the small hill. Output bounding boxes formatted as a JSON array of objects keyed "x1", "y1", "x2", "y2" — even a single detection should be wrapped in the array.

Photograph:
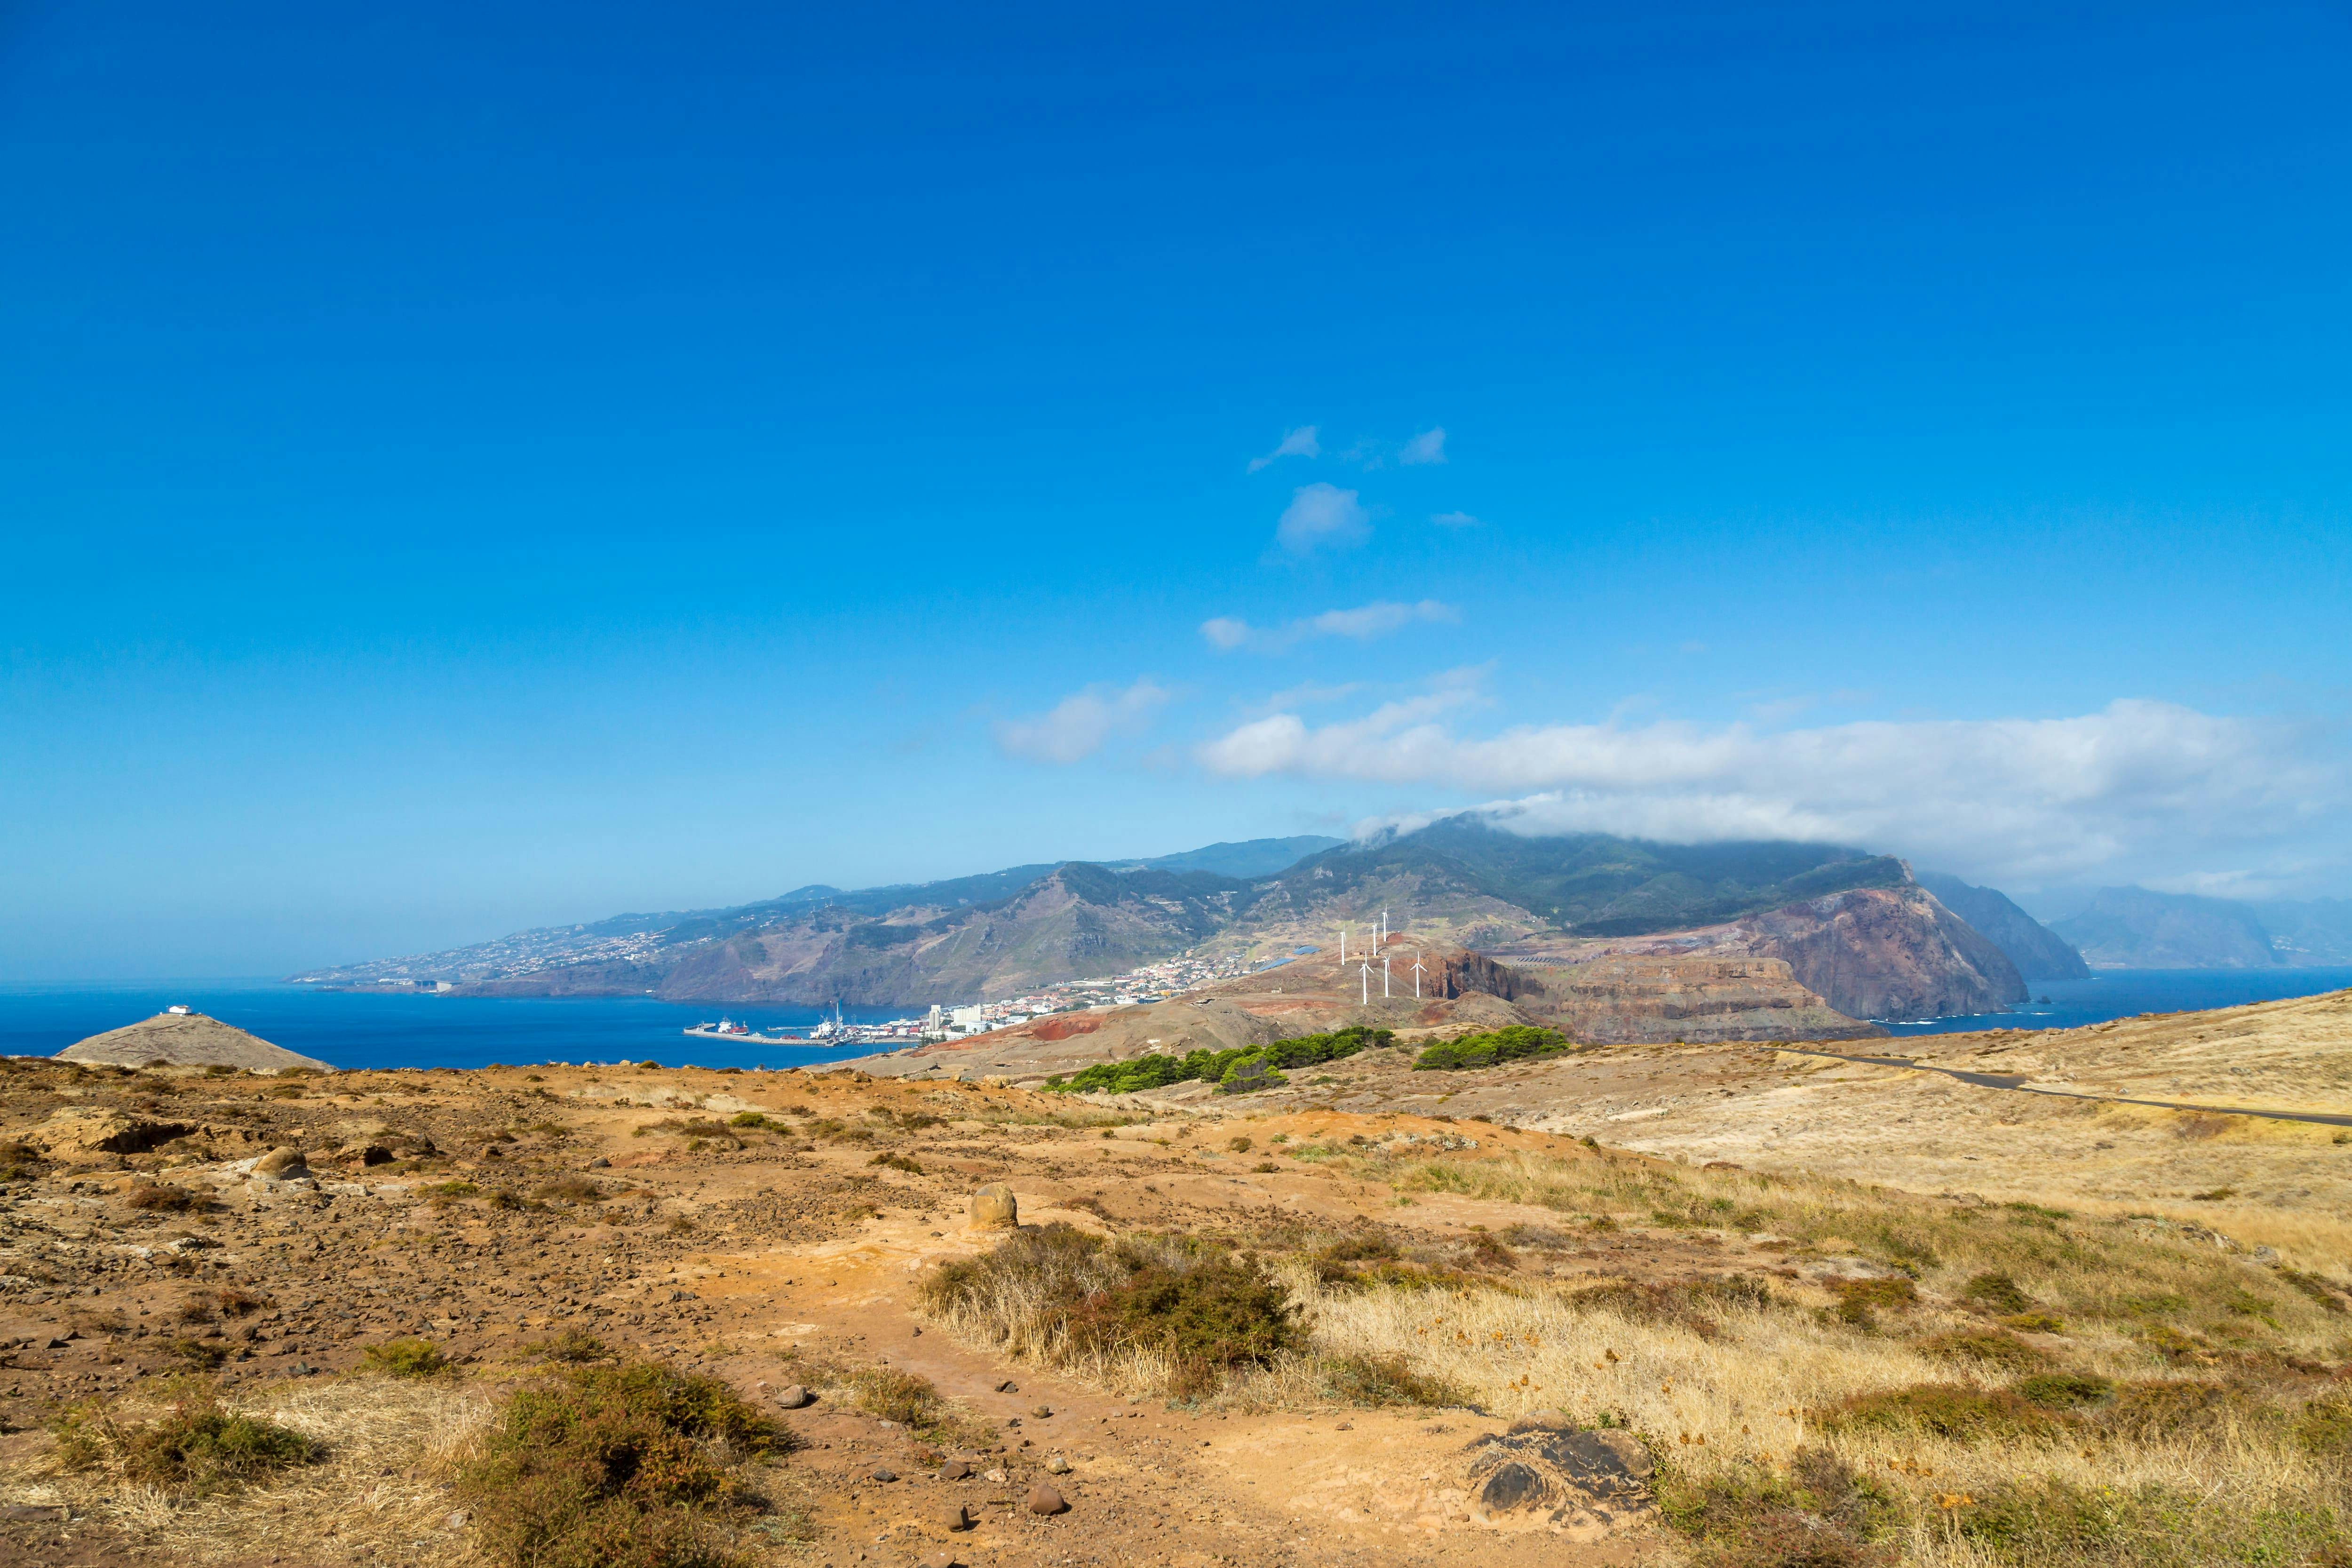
[{"x1": 56, "y1": 1011, "x2": 332, "y2": 1072}]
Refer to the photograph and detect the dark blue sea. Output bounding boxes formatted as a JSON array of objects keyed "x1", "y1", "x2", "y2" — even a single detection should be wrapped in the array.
[
  {"x1": 5, "y1": 970, "x2": 2349, "y2": 1069},
  {"x1": 1875, "y1": 968, "x2": 2352, "y2": 1036},
  {"x1": 0, "y1": 981, "x2": 914, "y2": 1072}
]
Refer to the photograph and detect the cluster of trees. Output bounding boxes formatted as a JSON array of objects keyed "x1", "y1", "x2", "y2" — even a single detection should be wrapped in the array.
[
  {"x1": 1412, "y1": 1025, "x2": 1577, "y2": 1071},
  {"x1": 1048, "y1": 1025, "x2": 1398, "y2": 1096}
]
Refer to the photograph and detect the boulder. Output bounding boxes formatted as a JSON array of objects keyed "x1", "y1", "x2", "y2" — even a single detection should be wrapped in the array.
[
  {"x1": 970, "y1": 1183, "x2": 1018, "y2": 1230},
  {"x1": 1025, "y1": 1483, "x2": 1068, "y2": 1516},
  {"x1": 1465, "y1": 1426, "x2": 1653, "y2": 1538},
  {"x1": 938, "y1": 1460, "x2": 974, "y2": 1480},
  {"x1": 252, "y1": 1146, "x2": 309, "y2": 1179},
  {"x1": 775, "y1": 1384, "x2": 813, "y2": 1409}
]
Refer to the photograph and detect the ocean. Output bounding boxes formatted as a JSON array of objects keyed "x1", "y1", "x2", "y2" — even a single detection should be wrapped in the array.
[
  {"x1": 0, "y1": 981, "x2": 912, "y2": 1072},
  {"x1": 1875, "y1": 967, "x2": 2352, "y2": 1036},
  {"x1": 3, "y1": 968, "x2": 2348, "y2": 1070}
]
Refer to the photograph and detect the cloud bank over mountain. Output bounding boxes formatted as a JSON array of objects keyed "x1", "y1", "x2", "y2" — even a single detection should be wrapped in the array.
[{"x1": 1198, "y1": 696, "x2": 2344, "y2": 890}]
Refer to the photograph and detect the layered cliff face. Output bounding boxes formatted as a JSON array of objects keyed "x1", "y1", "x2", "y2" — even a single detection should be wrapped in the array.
[
  {"x1": 1739, "y1": 886, "x2": 2028, "y2": 1020},
  {"x1": 1520, "y1": 955, "x2": 1882, "y2": 1044}
]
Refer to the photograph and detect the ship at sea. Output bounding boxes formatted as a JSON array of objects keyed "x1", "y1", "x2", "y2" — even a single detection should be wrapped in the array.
[{"x1": 680, "y1": 1017, "x2": 798, "y2": 1044}]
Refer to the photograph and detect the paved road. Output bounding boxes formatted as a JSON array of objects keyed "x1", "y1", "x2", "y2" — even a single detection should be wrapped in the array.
[{"x1": 1779, "y1": 1048, "x2": 2352, "y2": 1130}]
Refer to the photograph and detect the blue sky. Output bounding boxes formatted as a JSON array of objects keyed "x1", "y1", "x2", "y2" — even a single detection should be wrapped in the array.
[{"x1": 4, "y1": 1, "x2": 2348, "y2": 977}]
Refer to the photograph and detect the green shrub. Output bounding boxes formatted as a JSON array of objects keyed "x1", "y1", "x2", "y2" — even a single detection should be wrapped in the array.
[
  {"x1": 1961, "y1": 1271, "x2": 2032, "y2": 1313},
  {"x1": 923, "y1": 1222, "x2": 1298, "y2": 1393},
  {"x1": 458, "y1": 1360, "x2": 783, "y2": 1568},
  {"x1": 2296, "y1": 1396, "x2": 2352, "y2": 1457},
  {"x1": 362, "y1": 1337, "x2": 448, "y2": 1378},
  {"x1": 1816, "y1": 1384, "x2": 2071, "y2": 1443},
  {"x1": 1828, "y1": 1275, "x2": 1917, "y2": 1326},
  {"x1": 1915, "y1": 1330, "x2": 2047, "y2": 1371},
  {"x1": 869, "y1": 1152, "x2": 923, "y2": 1175},
  {"x1": 2014, "y1": 1372, "x2": 2115, "y2": 1409},
  {"x1": 1658, "y1": 1445, "x2": 1897, "y2": 1567},
  {"x1": 61, "y1": 1385, "x2": 318, "y2": 1494},
  {"x1": 1318, "y1": 1353, "x2": 1466, "y2": 1408},
  {"x1": 530, "y1": 1329, "x2": 618, "y2": 1364},
  {"x1": 1412, "y1": 1026, "x2": 1576, "y2": 1072},
  {"x1": 1049, "y1": 1027, "x2": 1394, "y2": 1096}
]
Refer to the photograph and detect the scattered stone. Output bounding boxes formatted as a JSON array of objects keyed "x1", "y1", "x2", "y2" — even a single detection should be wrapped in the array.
[
  {"x1": 922, "y1": 1552, "x2": 966, "y2": 1568},
  {"x1": 1045, "y1": 1455, "x2": 1071, "y2": 1474},
  {"x1": 969, "y1": 1183, "x2": 1018, "y2": 1230},
  {"x1": 1031, "y1": 1404, "x2": 1053, "y2": 1418},
  {"x1": 587, "y1": 1157, "x2": 611, "y2": 1169},
  {"x1": 939, "y1": 1461, "x2": 974, "y2": 1480},
  {"x1": 870, "y1": 1466, "x2": 898, "y2": 1482},
  {"x1": 1025, "y1": 1483, "x2": 1068, "y2": 1516},
  {"x1": 775, "y1": 1384, "x2": 813, "y2": 1409},
  {"x1": 994, "y1": 1379, "x2": 1018, "y2": 1393},
  {"x1": 252, "y1": 1146, "x2": 309, "y2": 1179},
  {"x1": 984, "y1": 1468, "x2": 1007, "y2": 1484},
  {"x1": 938, "y1": 1502, "x2": 973, "y2": 1531}
]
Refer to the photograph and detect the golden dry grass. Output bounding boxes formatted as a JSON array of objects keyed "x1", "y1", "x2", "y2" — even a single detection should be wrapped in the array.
[{"x1": 3, "y1": 1375, "x2": 493, "y2": 1565}]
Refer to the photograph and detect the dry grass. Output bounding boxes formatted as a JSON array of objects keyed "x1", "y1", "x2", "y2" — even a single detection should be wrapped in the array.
[{"x1": 3, "y1": 1376, "x2": 493, "y2": 1566}]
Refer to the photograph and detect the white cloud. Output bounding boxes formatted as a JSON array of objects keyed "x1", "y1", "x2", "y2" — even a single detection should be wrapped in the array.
[
  {"x1": 1399, "y1": 427, "x2": 1447, "y2": 465},
  {"x1": 1430, "y1": 510, "x2": 1480, "y2": 528},
  {"x1": 1197, "y1": 695, "x2": 2347, "y2": 887},
  {"x1": 1274, "y1": 482, "x2": 1371, "y2": 554},
  {"x1": 994, "y1": 678, "x2": 1170, "y2": 765},
  {"x1": 1200, "y1": 599, "x2": 1458, "y2": 653},
  {"x1": 1247, "y1": 426, "x2": 1321, "y2": 473}
]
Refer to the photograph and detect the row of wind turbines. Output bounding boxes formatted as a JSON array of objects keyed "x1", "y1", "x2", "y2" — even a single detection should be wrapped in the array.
[{"x1": 1337, "y1": 908, "x2": 1425, "y2": 1005}]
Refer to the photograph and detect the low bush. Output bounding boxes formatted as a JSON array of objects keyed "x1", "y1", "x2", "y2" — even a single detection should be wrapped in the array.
[
  {"x1": 1658, "y1": 1445, "x2": 1897, "y2": 1568},
  {"x1": 1049, "y1": 1027, "x2": 1394, "y2": 1097},
  {"x1": 59, "y1": 1385, "x2": 319, "y2": 1494},
  {"x1": 2100, "y1": 1379, "x2": 2232, "y2": 1438},
  {"x1": 870, "y1": 1152, "x2": 923, "y2": 1175},
  {"x1": 1412, "y1": 1026, "x2": 1577, "y2": 1072},
  {"x1": 530, "y1": 1329, "x2": 619, "y2": 1364},
  {"x1": 1828, "y1": 1276, "x2": 1917, "y2": 1327},
  {"x1": 126, "y1": 1183, "x2": 198, "y2": 1212},
  {"x1": 458, "y1": 1360, "x2": 783, "y2": 1568},
  {"x1": 361, "y1": 1337, "x2": 448, "y2": 1378},
  {"x1": 2013, "y1": 1372, "x2": 2115, "y2": 1409},
  {"x1": 533, "y1": 1176, "x2": 604, "y2": 1205},
  {"x1": 2296, "y1": 1396, "x2": 2352, "y2": 1457},
  {"x1": 1815, "y1": 1384, "x2": 2071, "y2": 1443},
  {"x1": 1915, "y1": 1330, "x2": 2048, "y2": 1371},
  {"x1": 1961, "y1": 1271, "x2": 2033, "y2": 1313},
  {"x1": 1318, "y1": 1352, "x2": 1466, "y2": 1408},
  {"x1": 922, "y1": 1222, "x2": 1299, "y2": 1393}
]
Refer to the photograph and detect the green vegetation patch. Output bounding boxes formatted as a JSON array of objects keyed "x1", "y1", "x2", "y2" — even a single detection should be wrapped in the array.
[
  {"x1": 361, "y1": 1337, "x2": 448, "y2": 1378},
  {"x1": 1047, "y1": 1026, "x2": 1394, "y2": 1096},
  {"x1": 1816, "y1": 1383, "x2": 2072, "y2": 1443},
  {"x1": 458, "y1": 1360, "x2": 785, "y2": 1568},
  {"x1": 922, "y1": 1221, "x2": 1299, "y2": 1393},
  {"x1": 58, "y1": 1384, "x2": 319, "y2": 1495},
  {"x1": 1317, "y1": 1352, "x2": 1467, "y2": 1408},
  {"x1": 1412, "y1": 1025, "x2": 1578, "y2": 1071},
  {"x1": 1658, "y1": 1444, "x2": 1899, "y2": 1568}
]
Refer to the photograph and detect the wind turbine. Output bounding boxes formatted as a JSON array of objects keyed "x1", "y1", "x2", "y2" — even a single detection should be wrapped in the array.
[
  {"x1": 1359, "y1": 958, "x2": 1370, "y2": 1005},
  {"x1": 1411, "y1": 959, "x2": 1425, "y2": 998},
  {"x1": 1340, "y1": 925, "x2": 1347, "y2": 965},
  {"x1": 1383, "y1": 955, "x2": 1391, "y2": 997}
]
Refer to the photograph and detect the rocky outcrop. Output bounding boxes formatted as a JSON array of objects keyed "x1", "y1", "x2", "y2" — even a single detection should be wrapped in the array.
[
  {"x1": 1741, "y1": 887, "x2": 2026, "y2": 1020},
  {"x1": 1522, "y1": 955, "x2": 1884, "y2": 1044},
  {"x1": 56, "y1": 1011, "x2": 332, "y2": 1072},
  {"x1": 1465, "y1": 1415, "x2": 1654, "y2": 1538}
]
